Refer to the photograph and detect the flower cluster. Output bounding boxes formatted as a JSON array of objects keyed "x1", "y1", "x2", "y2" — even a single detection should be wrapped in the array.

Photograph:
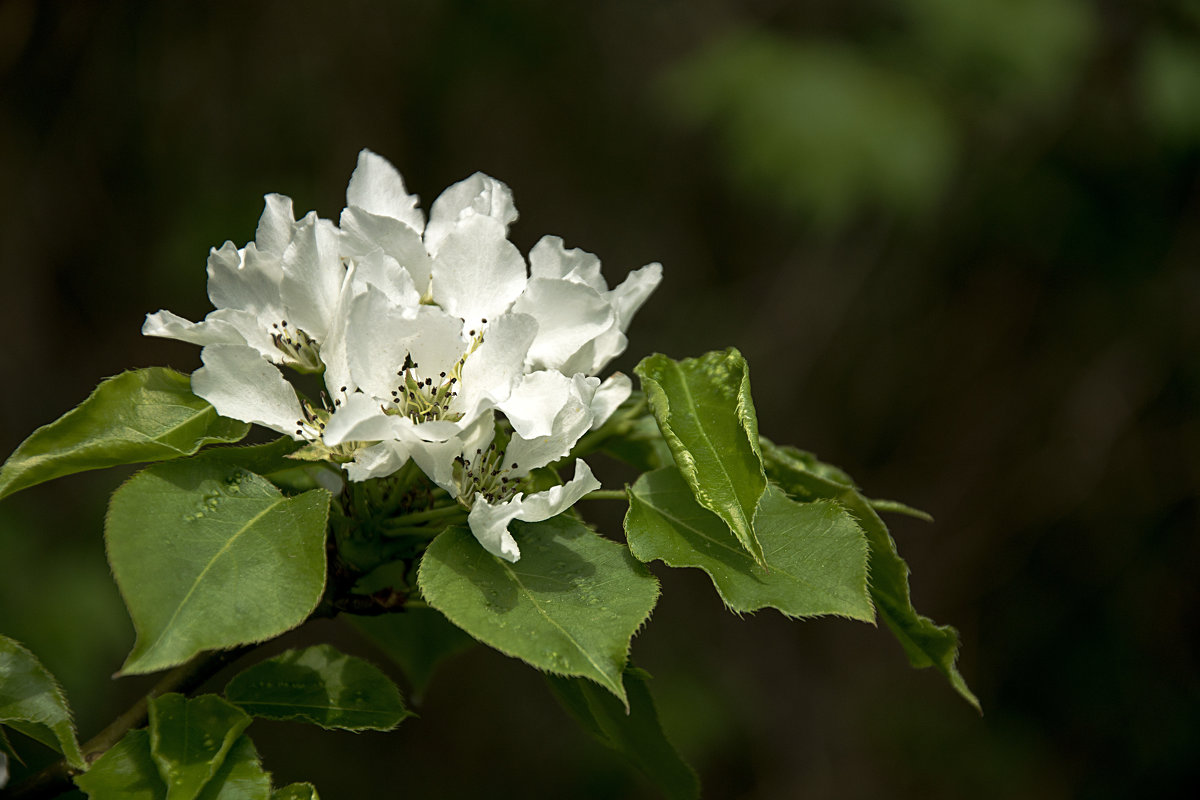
[{"x1": 144, "y1": 150, "x2": 660, "y2": 562}]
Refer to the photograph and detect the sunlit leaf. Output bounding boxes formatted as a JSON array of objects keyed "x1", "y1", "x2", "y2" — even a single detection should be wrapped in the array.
[
  {"x1": 636, "y1": 349, "x2": 768, "y2": 566},
  {"x1": 0, "y1": 368, "x2": 249, "y2": 501},
  {"x1": 418, "y1": 517, "x2": 659, "y2": 706},
  {"x1": 626, "y1": 467, "x2": 873, "y2": 621},
  {"x1": 272, "y1": 784, "x2": 319, "y2": 800},
  {"x1": 107, "y1": 459, "x2": 330, "y2": 675}
]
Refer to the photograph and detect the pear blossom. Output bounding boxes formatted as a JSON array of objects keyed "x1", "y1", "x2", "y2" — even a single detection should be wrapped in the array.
[{"x1": 142, "y1": 148, "x2": 662, "y2": 562}]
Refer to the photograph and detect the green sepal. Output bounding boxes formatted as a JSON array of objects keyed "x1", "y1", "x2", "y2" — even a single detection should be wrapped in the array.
[{"x1": 0, "y1": 368, "x2": 249, "y2": 501}]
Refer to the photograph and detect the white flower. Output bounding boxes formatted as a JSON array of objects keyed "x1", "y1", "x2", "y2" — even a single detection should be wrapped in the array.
[
  {"x1": 142, "y1": 149, "x2": 663, "y2": 562},
  {"x1": 410, "y1": 372, "x2": 610, "y2": 561}
]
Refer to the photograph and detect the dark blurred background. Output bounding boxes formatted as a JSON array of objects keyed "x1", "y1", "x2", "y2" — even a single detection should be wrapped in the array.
[{"x1": 2, "y1": 1, "x2": 1198, "y2": 797}]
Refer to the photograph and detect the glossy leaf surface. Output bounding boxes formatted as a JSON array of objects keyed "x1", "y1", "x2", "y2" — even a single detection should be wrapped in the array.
[
  {"x1": 147, "y1": 693, "x2": 251, "y2": 800},
  {"x1": 0, "y1": 368, "x2": 248, "y2": 501},
  {"x1": 419, "y1": 517, "x2": 659, "y2": 706},
  {"x1": 107, "y1": 459, "x2": 330, "y2": 674},
  {"x1": 626, "y1": 467, "x2": 873, "y2": 621},
  {"x1": 0, "y1": 635, "x2": 84, "y2": 769},
  {"x1": 636, "y1": 349, "x2": 768, "y2": 566}
]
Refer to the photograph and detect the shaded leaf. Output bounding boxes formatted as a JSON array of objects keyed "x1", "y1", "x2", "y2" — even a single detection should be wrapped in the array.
[
  {"x1": 636, "y1": 349, "x2": 768, "y2": 566},
  {"x1": 763, "y1": 442, "x2": 980, "y2": 710},
  {"x1": 147, "y1": 694, "x2": 251, "y2": 800},
  {"x1": 225, "y1": 645, "x2": 411, "y2": 731},
  {"x1": 349, "y1": 608, "x2": 475, "y2": 698},
  {"x1": 272, "y1": 784, "x2": 319, "y2": 800},
  {"x1": 626, "y1": 467, "x2": 873, "y2": 621},
  {"x1": 194, "y1": 736, "x2": 270, "y2": 800},
  {"x1": 75, "y1": 730, "x2": 166, "y2": 800},
  {"x1": 0, "y1": 368, "x2": 249, "y2": 501},
  {"x1": 0, "y1": 634, "x2": 84, "y2": 769},
  {"x1": 106, "y1": 459, "x2": 330, "y2": 674},
  {"x1": 547, "y1": 668, "x2": 699, "y2": 800},
  {"x1": 418, "y1": 517, "x2": 659, "y2": 706}
]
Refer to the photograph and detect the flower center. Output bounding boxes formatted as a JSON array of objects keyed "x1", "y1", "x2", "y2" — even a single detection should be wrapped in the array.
[
  {"x1": 452, "y1": 445, "x2": 522, "y2": 507},
  {"x1": 383, "y1": 328, "x2": 484, "y2": 425},
  {"x1": 270, "y1": 320, "x2": 323, "y2": 373}
]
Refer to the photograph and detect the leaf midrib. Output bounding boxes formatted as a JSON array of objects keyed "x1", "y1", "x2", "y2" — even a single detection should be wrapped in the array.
[{"x1": 139, "y1": 494, "x2": 288, "y2": 662}]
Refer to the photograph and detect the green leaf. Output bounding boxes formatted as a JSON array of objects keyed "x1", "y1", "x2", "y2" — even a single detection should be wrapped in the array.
[
  {"x1": 547, "y1": 668, "x2": 699, "y2": 800},
  {"x1": 75, "y1": 730, "x2": 166, "y2": 800},
  {"x1": 0, "y1": 634, "x2": 85, "y2": 769},
  {"x1": 349, "y1": 608, "x2": 475, "y2": 698},
  {"x1": 0, "y1": 368, "x2": 249, "y2": 501},
  {"x1": 418, "y1": 517, "x2": 660, "y2": 707},
  {"x1": 636, "y1": 349, "x2": 768, "y2": 566},
  {"x1": 626, "y1": 467, "x2": 874, "y2": 621},
  {"x1": 868, "y1": 498, "x2": 934, "y2": 523},
  {"x1": 763, "y1": 442, "x2": 980, "y2": 711},
  {"x1": 106, "y1": 459, "x2": 331, "y2": 675},
  {"x1": 147, "y1": 694, "x2": 252, "y2": 800},
  {"x1": 224, "y1": 645, "x2": 411, "y2": 731},
  {"x1": 75, "y1": 731, "x2": 269, "y2": 800},
  {"x1": 272, "y1": 784, "x2": 319, "y2": 800},
  {"x1": 194, "y1": 735, "x2": 270, "y2": 800}
]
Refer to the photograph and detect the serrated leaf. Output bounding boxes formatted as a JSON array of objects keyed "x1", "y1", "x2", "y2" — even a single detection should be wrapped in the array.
[
  {"x1": 636, "y1": 349, "x2": 768, "y2": 566},
  {"x1": 147, "y1": 694, "x2": 252, "y2": 800},
  {"x1": 418, "y1": 517, "x2": 660, "y2": 707},
  {"x1": 106, "y1": 459, "x2": 330, "y2": 675},
  {"x1": 75, "y1": 730, "x2": 166, "y2": 800},
  {"x1": 0, "y1": 634, "x2": 85, "y2": 770},
  {"x1": 272, "y1": 784, "x2": 319, "y2": 800},
  {"x1": 762, "y1": 442, "x2": 980, "y2": 710},
  {"x1": 224, "y1": 644, "x2": 410, "y2": 731},
  {"x1": 626, "y1": 467, "x2": 874, "y2": 620},
  {"x1": 0, "y1": 368, "x2": 249, "y2": 501},
  {"x1": 547, "y1": 668, "x2": 699, "y2": 800},
  {"x1": 194, "y1": 735, "x2": 270, "y2": 800},
  {"x1": 349, "y1": 608, "x2": 475, "y2": 698}
]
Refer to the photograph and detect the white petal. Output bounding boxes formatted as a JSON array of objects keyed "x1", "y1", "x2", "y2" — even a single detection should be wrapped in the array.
[
  {"x1": 497, "y1": 370, "x2": 577, "y2": 440},
  {"x1": 610, "y1": 262, "x2": 663, "y2": 330},
  {"x1": 528, "y1": 235, "x2": 606, "y2": 293},
  {"x1": 345, "y1": 440, "x2": 413, "y2": 482},
  {"x1": 590, "y1": 373, "x2": 632, "y2": 428},
  {"x1": 411, "y1": 412, "x2": 496, "y2": 493},
  {"x1": 425, "y1": 172, "x2": 518, "y2": 255},
  {"x1": 349, "y1": 249, "x2": 421, "y2": 307},
  {"x1": 323, "y1": 392, "x2": 396, "y2": 445},
  {"x1": 512, "y1": 277, "x2": 614, "y2": 371},
  {"x1": 206, "y1": 242, "x2": 276, "y2": 313},
  {"x1": 344, "y1": 288, "x2": 465, "y2": 400},
  {"x1": 282, "y1": 213, "x2": 343, "y2": 341},
  {"x1": 430, "y1": 214, "x2": 527, "y2": 325},
  {"x1": 559, "y1": 325, "x2": 628, "y2": 376},
  {"x1": 345, "y1": 149, "x2": 425, "y2": 233},
  {"x1": 191, "y1": 345, "x2": 305, "y2": 438},
  {"x1": 455, "y1": 312, "x2": 538, "y2": 420},
  {"x1": 504, "y1": 374, "x2": 599, "y2": 474},
  {"x1": 340, "y1": 206, "x2": 433, "y2": 295},
  {"x1": 466, "y1": 460, "x2": 601, "y2": 562},
  {"x1": 255, "y1": 193, "x2": 296, "y2": 257},
  {"x1": 142, "y1": 309, "x2": 243, "y2": 348}
]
